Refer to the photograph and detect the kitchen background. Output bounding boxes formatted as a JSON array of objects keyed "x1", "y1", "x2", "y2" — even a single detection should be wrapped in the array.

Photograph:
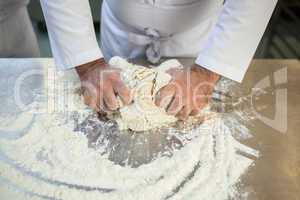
[{"x1": 28, "y1": 0, "x2": 300, "y2": 59}]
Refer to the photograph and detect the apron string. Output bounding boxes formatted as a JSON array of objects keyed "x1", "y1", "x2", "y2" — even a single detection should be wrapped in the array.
[{"x1": 128, "y1": 28, "x2": 170, "y2": 64}]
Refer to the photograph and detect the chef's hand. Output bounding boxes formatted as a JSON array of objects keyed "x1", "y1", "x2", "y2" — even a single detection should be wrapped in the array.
[
  {"x1": 155, "y1": 64, "x2": 220, "y2": 120},
  {"x1": 75, "y1": 58, "x2": 132, "y2": 112}
]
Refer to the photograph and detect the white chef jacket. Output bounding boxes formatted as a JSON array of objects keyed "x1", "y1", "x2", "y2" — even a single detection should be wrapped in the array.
[{"x1": 40, "y1": 0, "x2": 277, "y2": 82}]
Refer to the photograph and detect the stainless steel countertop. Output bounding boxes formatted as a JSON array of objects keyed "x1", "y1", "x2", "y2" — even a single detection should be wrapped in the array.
[{"x1": 0, "y1": 58, "x2": 299, "y2": 199}]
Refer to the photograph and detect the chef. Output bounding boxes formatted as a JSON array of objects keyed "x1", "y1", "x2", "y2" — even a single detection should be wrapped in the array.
[
  {"x1": 40, "y1": 0, "x2": 277, "y2": 120},
  {"x1": 0, "y1": 0, "x2": 40, "y2": 57}
]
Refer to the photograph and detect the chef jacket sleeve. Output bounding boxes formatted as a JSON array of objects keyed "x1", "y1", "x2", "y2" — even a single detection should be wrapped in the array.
[
  {"x1": 195, "y1": 0, "x2": 278, "y2": 82},
  {"x1": 40, "y1": 0, "x2": 103, "y2": 70}
]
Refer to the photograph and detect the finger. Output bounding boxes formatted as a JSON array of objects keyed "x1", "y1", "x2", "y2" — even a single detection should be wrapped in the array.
[
  {"x1": 190, "y1": 100, "x2": 208, "y2": 116},
  {"x1": 80, "y1": 80, "x2": 99, "y2": 110},
  {"x1": 190, "y1": 104, "x2": 206, "y2": 116},
  {"x1": 114, "y1": 80, "x2": 132, "y2": 105},
  {"x1": 190, "y1": 109, "x2": 200, "y2": 116},
  {"x1": 176, "y1": 105, "x2": 192, "y2": 121},
  {"x1": 83, "y1": 91, "x2": 100, "y2": 112},
  {"x1": 103, "y1": 86, "x2": 119, "y2": 111},
  {"x1": 155, "y1": 84, "x2": 176, "y2": 108},
  {"x1": 193, "y1": 91, "x2": 209, "y2": 108},
  {"x1": 192, "y1": 99, "x2": 209, "y2": 115},
  {"x1": 167, "y1": 94, "x2": 183, "y2": 116},
  {"x1": 166, "y1": 68, "x2": 180, "y2": 76},
  {"x1": 96, "y1": 91, "x2": 105, "y2": 112}
]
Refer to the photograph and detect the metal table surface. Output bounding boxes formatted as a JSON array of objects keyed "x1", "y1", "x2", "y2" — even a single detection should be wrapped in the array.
[{"x1": 0, "y1": 58, "x2": 299, "y2": 199}]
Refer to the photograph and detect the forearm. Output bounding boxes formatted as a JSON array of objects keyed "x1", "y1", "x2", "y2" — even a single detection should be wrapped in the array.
[
  {"x1": 40, "y1": 0, "x2": 103, "y2": 70},
  {"x1": 196, "y1": 0, "x2": 278, "y2": 82}
]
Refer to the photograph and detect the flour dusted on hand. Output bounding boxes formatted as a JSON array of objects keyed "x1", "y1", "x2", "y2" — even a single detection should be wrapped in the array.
[{"x1": 108, "y1": 57, "x2": 182, "y2": 131}]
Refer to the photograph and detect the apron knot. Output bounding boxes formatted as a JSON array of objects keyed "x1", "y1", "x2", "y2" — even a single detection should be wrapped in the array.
[
  {"x1": 144, "y1": 28, "x2": 161, "y2": 64},
  {"x1": 128, "y1": 28, "x2": 163, "y2": 64}
]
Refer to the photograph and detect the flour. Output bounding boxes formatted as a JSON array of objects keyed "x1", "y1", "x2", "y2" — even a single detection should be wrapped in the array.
[
  {"x1": 0, "y1": 63, "x2": 258, "y2": 200},
  {"x1": 108, "y1": 57, "x2": 182, "y2": 131}
]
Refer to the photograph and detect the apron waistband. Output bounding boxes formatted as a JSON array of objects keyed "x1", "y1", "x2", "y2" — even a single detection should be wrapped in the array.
[{"x1": 128, "y1": 28, "x2": 172, "y2": 64}]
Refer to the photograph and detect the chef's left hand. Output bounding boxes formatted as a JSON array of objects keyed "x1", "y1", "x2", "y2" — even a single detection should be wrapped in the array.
[{"x1": 155, "y1": 64, "x2": 220, "y2": 120}]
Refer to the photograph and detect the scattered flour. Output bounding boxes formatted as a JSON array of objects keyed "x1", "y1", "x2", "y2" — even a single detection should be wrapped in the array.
[{"x1": 0, "y1": 61, "x2": 258, "y2": 200}]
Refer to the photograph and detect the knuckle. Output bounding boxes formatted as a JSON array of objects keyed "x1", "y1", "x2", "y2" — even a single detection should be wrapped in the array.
[
  {"x1": 109, "y1": 71, "x2": 120, "y2": 81},
  {"x1": 99, "y1": 83, "x2": 111, "y2": 91},
  {"x1": 115, "y1": 81, "x2": 126, "y2": 91}
]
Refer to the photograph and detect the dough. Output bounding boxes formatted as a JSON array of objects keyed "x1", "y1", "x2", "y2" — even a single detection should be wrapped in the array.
[{"x1": 108, "y1": 57, "x2": 183, "y2": 131}]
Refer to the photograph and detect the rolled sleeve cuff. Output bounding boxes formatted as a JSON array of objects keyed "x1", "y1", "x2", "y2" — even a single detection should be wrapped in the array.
[
  {"x1": 195, "y1": 55, "x2": 248, "y2": 83},
  {"x1": 55, "y1": 48, "x2": 103, "y2": 70}
]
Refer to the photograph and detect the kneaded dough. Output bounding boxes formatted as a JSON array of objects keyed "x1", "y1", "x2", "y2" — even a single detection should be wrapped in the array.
[{"x1": 108, "y1": 57, "x2": 183, "y2": 131}]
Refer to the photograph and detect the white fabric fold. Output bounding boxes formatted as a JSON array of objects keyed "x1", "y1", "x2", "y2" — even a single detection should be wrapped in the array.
[{"x1": 40, "y1": 0, "x2": 102, "y2": 70}]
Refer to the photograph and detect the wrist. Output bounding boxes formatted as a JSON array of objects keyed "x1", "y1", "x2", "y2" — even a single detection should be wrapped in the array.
[
  {"x1": 191, "y1": 64, "x2": 220, "y2": 83},
  {"x1": 75, "y1": 58, "x2": 107, "y2": 78}
]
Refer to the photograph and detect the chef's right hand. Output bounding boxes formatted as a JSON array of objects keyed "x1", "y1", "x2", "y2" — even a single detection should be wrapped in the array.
[{"x1": 75, "y1": 58, "x2": 132, "y2": 112}]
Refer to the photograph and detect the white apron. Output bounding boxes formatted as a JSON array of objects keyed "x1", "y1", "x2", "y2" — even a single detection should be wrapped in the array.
[{"x1": 101, "y1": 0, "x2": 223, "y2": 63}]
